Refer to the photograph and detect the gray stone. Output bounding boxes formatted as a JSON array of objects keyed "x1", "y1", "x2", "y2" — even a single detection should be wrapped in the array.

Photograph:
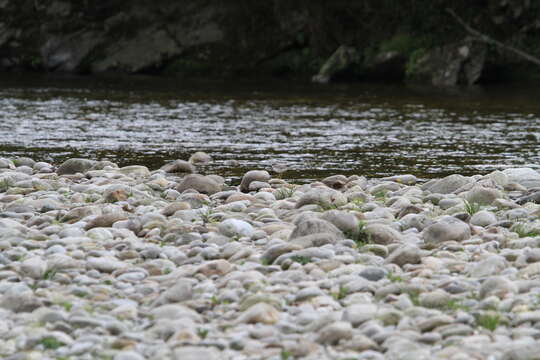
[
  {"x1": 422, "y1": 216, "x2": 470, "y2": 247},
  {"x1": 342, "y1": 304, "x2": 378, "y2": 326},
  {"x1": 84, "y1": 212, "x2": 128, "y2": 230},
  {"x1": 503, "y1": 168, "x2": 540, "y2": 189},
  {"x1": 502, "y1": 342, "x2": 540, "y2": 360},
  {"x1": 479, "y1": 276, "x2": 518, "y2": 299},
  {"x1": 261, "y1": 243, "x2": 302, "y2": 264},
  {"x1": 364, "y1": 223, "x2": 402, "y2": 245},
  {"x1": 289, "y1": 217, "x2": 344, "y2": 243},
  {"x1": 57, "y1": 158, "x2": 95, "y2": 175},
  {"x1": 0, "y1": 291, "x2": 42, "y2": 313},
  {"x1": 237, "y1": 303, "x2": 280, "y2": 324},
  {"x1": 422, "y1": 174, "x2": 472, "y2": 194},
  {"x1": 218, "y1": 219, "x2": 254, "y2": 238},
  {"x1": 240, "y1": 170, "x2": 271, "y2": 192},
  {"x1": 359, "y1": 267, "x2": 388, "y2": 281},
  {"x1": 20, "y1": 256, "x2": 47, "y2": 279},
  {"x1": 155, "y1": 279, "x2": 192, "y2": 304},
  {"x1": 189, "y1": 151, "x2": 212, "y2": 164},
  {"x1": 173, "y1": 346, "x2": 221, "y2": 360},
  {"x1": 385, "y1": 245, "x2": 422, "y2": 267},
  {"x1": 114, "y1": 351, "x2": 145, "y2": 360},
  {"x1": 160, "y1": 160, "x2": 195, "y2": 173},
  {"x1": 316, "y1": 321, "x2": 353, "y2": 344},
  {"x1": 296, "y1": 188, "x2": 348, "y2": 209},
  {"x1": 87, "y1": 256, "x2": 127, "y2": 273},
  {"x1": 176, "y1": 174, "x2": 221, "y2": 195},
  {"x1": 467, "y1": 255, "x2": 507, "y2": 278},
  {"x1": 463, "y1": 187, "x2": 502, "y2": 206},
  {"x1": 320, "y1": 210, "x2": 359, "y2": 235},
  {"x1": 470, "y1": 210, "x2": 497, "y2": 227}
]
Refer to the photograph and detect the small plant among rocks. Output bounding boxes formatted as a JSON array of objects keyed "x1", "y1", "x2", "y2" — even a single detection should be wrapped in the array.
[
  {"x1": 407, "y1": 290, "x2": 421, "y2": 306},
  {"x1": 280, "y1": 350, "x2": 293, "y2": 360},
  {"x1": 39, "y1": 336, "x2": 65, "y2": 350},
  {"x1": 42, "y1": 267, "x2": 58, "y2": 281},
  {"x1": 347, "y1": 221, "x2": 370, "y2": 248},
  {"x1": 512, "y1": 223, "x2": 540, "y2": 238},
  {"x1": 387, "y1": 272, "x2": 403, "y2": 283},
  {"x1": 200, "y1": 207, "x2": 218, "y2": 224},
  {"x1": 331, "y1": 285, "x2": 349, "y2": 301},
  {"x1": 290, "y1": 255, "x2": 312, "y2": 265},
  {"x1": 463, "y1": 200, "x2": 481, "y2": 216},
  {"x1": 197, "y1": 328, "x2": 209, "y2": 339},
  {"x1": 274, "y1": 187, "x2": 295, "y2": 200},
  {"x1": 475, "y1": 313, "x2": 500, "y2": 331}
]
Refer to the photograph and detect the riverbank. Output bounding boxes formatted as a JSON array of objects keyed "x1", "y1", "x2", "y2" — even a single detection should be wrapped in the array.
[
  {"x1": 1, "y1": 156, "x2": 540, "y2": 359},
  {"x1": 2, "y1": 1, "x2": 540, "y2": 85}
]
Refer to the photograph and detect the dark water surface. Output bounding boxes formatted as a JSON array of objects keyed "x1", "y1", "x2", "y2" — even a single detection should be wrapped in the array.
[{"x1": 1, "y1": 73, "x2": 539, "y2": 182}]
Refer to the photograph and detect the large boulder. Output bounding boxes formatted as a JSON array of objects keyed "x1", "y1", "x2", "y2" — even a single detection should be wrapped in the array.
[
  {"x1": 407, "y1": 39, "x2": 486, "y2": 86},
  {"x1": 312, "y1": 45, "x2": 360, "y2": 84}
]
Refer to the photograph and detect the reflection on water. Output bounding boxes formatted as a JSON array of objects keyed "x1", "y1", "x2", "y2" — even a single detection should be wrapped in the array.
[{"x1": 0, "y1": 74, "x2": 539, "y2": 182}]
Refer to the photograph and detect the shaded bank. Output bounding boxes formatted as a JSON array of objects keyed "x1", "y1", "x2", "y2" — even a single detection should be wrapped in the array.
[{"x1": 2, "y1": 1, "x2": 540, "y2": 84}]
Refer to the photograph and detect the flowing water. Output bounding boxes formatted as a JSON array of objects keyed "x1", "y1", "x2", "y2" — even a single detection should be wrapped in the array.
[{"x1": 1, "y1": 73, "x2": 539, "y2": 182}]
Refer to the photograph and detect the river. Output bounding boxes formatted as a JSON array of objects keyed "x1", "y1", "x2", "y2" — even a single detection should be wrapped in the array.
[{"x1": 1, "y1": 73, "x2": 539, "y2": 182}]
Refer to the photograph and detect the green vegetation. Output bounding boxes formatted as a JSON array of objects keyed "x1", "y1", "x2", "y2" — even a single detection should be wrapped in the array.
[
  {"x1": 197, "y1": 328, "x2": 209, "y2": 339},
  {"x1": 290, "y1": 255, "x2": 312, "y2": 265},
  {"x1": 373, "y1": 190, "x2": 387, "y2": 201},
  {"x1": 345, "y1": 220, "x2": 371, "y2": 248},
  {"x1": 444, "y1": 299, "x2": 470, "y2": 312},
  {"x1": 387, "y1": 272, "x2": 403, "y2": 283},
  {"x1": 42, "y1": 267, "x2": 57, "y2": 281},
  {"x1": 317, "y1": 200, "x2": 339, "y2": 211},
  {"x1": 274, "y1": 187, "x2": 295, "y2": 200},
  {"x1": 512, "y1": 223, "x2": 540, "y2": 238},
  {"x1": 463, "y1": 200, "x2": 481, "y2": 216},
  {"x1": 475, "y1": 313, "x2": 500, "y2": 331},
  {"x1": 331, "y1": 285, "x2": 348, "y2": 301},
  {"x1": 380, "y1": 34, "x2": 432, "y2": 56},
  {"x1": 200, "y1": 208, "x2": 218, "y2": 224},
  {"x1": 407, "y1": 290, "x2": 421, "y2": 306},
  {"x1": 280, "y1": 350, "x2": 293, "y2": 360},
  {"x1": 39, "y1": 336, "x2": 65, "y2": 350},
  {"x1": 58, "y1": 301, "x2": 72, "y2": 312}
]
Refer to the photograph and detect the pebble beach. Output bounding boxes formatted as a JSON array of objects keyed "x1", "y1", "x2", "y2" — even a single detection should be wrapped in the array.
[{"x1": 2, "y1": 154, "x2": 540, "y2": 360}]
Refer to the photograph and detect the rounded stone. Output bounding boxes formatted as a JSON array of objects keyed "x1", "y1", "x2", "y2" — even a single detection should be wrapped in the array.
[
  {"x1": 470, "y1": 210, "x2": 497, "y2": 227},
  {"x1": 176, "y1": 174, "x2": 221, "y2": 195},
  {"x1": 422, "y1": 216, "x2": 470, "y2": 247},
  {"x1": 57, "y1": 158, "x2": 95, "y2": 175},
  {"x1": 240, "y1": 170, "x2": 271, "y2": 192}
]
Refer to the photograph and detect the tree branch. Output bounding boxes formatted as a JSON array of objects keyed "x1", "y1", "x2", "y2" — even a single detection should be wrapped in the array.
[{"x1": 446, "y1": 8, "x2": 540, "y2": 67}]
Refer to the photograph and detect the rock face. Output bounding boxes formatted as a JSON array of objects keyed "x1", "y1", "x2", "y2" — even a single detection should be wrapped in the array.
[
  {"x1": 312, "y1": 45, "x2": 360, "y2": 83},
  {"x1": 407, "y1": 39, "x2": 486, "y2": 86}
]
